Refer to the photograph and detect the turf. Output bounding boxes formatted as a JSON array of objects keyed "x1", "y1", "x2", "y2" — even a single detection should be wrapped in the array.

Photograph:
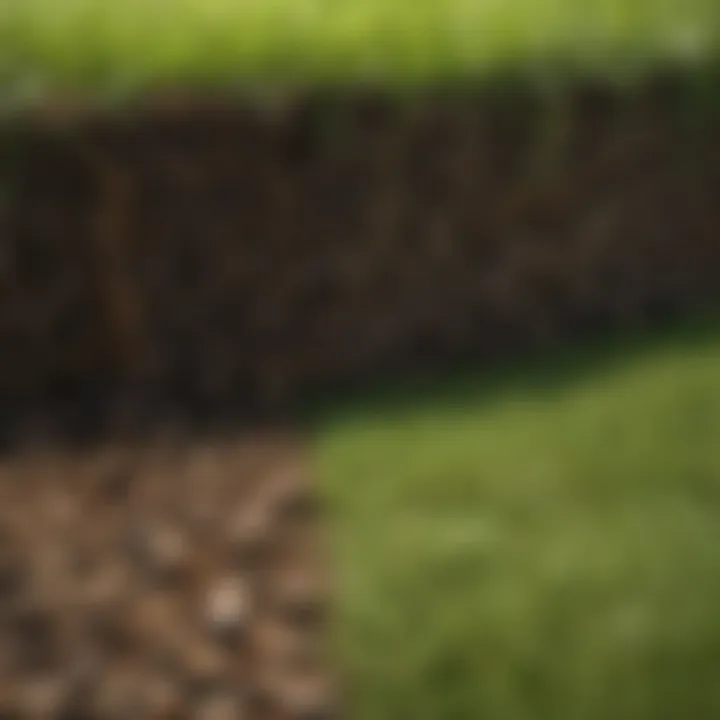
[
  {"x1": 1, "y1": 0, "x2": 719, "y2": 100},
  {"x1": 313, "y1": 315, "x2": 720, "y2": 719}
]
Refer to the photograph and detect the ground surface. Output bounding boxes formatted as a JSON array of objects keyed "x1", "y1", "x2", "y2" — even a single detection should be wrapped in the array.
[
  {"x1": 0, "y1": 430, "x2": 333, "y2": 719},
  {"x1": 313, "y1": 314, "x2": 720, "y2": 720},
  {"x1": 1, "y1": 0, "x2": 718, "y2": 97},
  {"x1": 1, "y1": 315, "x2": 720, "y2": 720}
]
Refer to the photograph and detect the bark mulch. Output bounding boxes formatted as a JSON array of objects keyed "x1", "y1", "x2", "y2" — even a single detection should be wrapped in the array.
[{"x1": 0, "y1": 429, "x2": 335, "y2": 720}]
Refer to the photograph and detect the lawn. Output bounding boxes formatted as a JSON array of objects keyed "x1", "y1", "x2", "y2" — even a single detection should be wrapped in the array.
[
  {"x1": 312, "y1": 314, "x2": 720, "y2": 719},
  {"x1": 1, "y1": 0, "x2": 719, "y2": 99}
]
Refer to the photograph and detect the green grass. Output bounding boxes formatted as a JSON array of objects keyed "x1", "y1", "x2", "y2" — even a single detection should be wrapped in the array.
[
  {"x1": 1, "y1": 1, "x2": 720, "y2": 101},
  {"x1": 312, "y1": 315, "x2": 720, "y2": 719}
]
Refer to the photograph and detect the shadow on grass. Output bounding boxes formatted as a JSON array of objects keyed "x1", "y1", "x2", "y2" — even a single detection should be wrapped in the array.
[{"x1": 299, "y1": 306, "x2": 720, "y2": 429}]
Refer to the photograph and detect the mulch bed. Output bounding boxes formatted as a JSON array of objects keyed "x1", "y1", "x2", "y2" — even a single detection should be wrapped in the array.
[{"x1": 0, "y1": 429, "x2": 335, "y2": 719}]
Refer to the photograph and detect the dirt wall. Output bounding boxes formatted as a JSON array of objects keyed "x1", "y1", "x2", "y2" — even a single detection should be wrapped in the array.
[{"x1": 1, "y1": 79, "x2": 720, "y2": 427}]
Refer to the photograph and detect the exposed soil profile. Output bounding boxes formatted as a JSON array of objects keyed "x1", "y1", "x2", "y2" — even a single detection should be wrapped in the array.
[{"x1": 1, "y1": 79, "x2": 720, "y2": 422}]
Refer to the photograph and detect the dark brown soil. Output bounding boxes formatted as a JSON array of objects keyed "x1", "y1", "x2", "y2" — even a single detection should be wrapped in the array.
[
  {"x1": 2, "y1": 81, "x2": 720, "y2": 422},
  {"x1": 0, "y1": 430, "x2": 334, "y2": 719}
]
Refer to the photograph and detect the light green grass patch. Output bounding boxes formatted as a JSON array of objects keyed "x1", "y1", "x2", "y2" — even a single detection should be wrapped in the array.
[{"x1": 1, "y1": 0, "x2": 719, "y2": 99}]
